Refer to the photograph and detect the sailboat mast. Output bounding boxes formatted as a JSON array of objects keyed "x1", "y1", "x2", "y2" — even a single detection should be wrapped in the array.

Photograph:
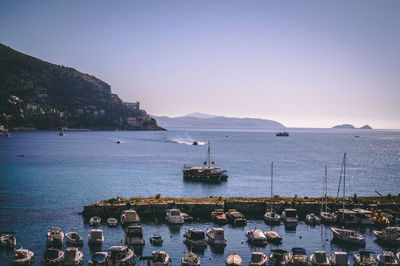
[
  {"x1": 207, "y1": 141, "x2": 211, "y2": 168},
  {"x1": 271, "y1": 162, "x2": 273, "y2": 211},
  {"x1": 324, "y1": 166, "x2": 328, "y2": 213}
]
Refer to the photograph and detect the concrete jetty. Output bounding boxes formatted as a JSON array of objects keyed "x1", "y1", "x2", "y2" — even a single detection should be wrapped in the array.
[{"x1": 82, "y1": 196, "x2": 400, "y2": 221}]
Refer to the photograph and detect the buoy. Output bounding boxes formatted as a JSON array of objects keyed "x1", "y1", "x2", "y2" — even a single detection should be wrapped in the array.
[{"x1": 299, "y1": 236, "x2": 302, "y2": 239}]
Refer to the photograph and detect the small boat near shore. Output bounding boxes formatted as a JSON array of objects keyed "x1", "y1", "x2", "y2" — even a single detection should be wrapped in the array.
[
  {"x1": 125, "y1": 225, "x2": 145, "y2": 245},
  {"x1": 107, "y1": 218, "x2": 118, "y2": 227},
  {"x1": 330, "y1": 251, "x2": 350, "y2": 266},
  {"x1": 183, "y1": 228, "x2": 207, "y2": 247},
  {"x1": 207, "y1": 227, "x2": 226, "y2": 246},
  {"x1": 226, "y1": 252, "x2": 242, "y2": 266},
  {"x1": 264, "y1": 162, "x2": 281, "y2": 225},
  {"x1": 250, "y1": 251, "x2": 267, "y2": 266},
  {"x1": 90, "y1": 216, "x2": 101, "y2": 227},
  {"x1": 0, "y1": 232, "x2": 16, "y2": 249},
  {"x1": 65, "y1": 232, "x2": 83, "y2": 246},
  {"x1": 310, "y1": 251, "x2": 330, "y2": 266},
  {"x1": 165, "y1": 208, "x2": 184, "y2": 224},
  {"x1": 264, "y1": 231, "x2": 282, "y2": 243},
  {"x1": 353, "y1": 251, "x2": 377, "y2": 266},
  {"x1": 376, "y1": 251, "x2": 398, "y2": 266},
  {"x1": 226, "y1": 209, "x2": 246, "y2": 226},
  {"x1": 12, "y1": 247, "x2": 34, "y2": 265},
  {"x1": 150, "y1": 235, "x2": 163, "y2": 246},
  {"x1": 121, "y1": 209, "x2": 141, "y2": 227},
  {"x1": 46, "y1": 227, "x2": 64, "y2": 249},
  {"x1": 88, "y1": 252, "x2": 108, "y2": 266},
  {"x1": 331, "y1": 227, "x2": 366, "y2": 245},
  {"x1": 373, "y1": 226, "x2": 400, "y2": 245},
  {"x1": 107, "y1": 245, "x2": 135, "y2": 265},
  {"x1": 268, "y1": 249, "x2": 289, "y2": 265},
  {"x1": 211, "y1": 209, "x2": 227, "y2": 224},
  {"x1": 64, "y1": 247, "x2": 83, "y2": 266},
  {"x1": 246, "y1": 228, "x2": 268, "y2": 246},
  {"x1": 320, "y1": 167, "x2": 336, "y2": 223},
  {"x1": 88, "y1": 229, "x2": 104, "y2": 247},
  {"x1": 281, "y1": 208, "x2": 298, "y2": 226},
  {"x1": 289, "y1": 247, "x2": 308, "y2": 266},
  {"x1": 305, "y1": 213, "x2": 321, "y2": 225},
  {"x1": 181, "y1": 251, "x2": 200, "y2": 266},
  {"x1": 42, "y1": 248, "x2": 64, "y2": 265}
]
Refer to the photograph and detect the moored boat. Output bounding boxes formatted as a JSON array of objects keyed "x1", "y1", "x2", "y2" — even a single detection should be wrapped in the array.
[
  {"x1": 373, "y1": 226, "x2": 400, "y2": 245},
  {"x1": 148, "y1": 250, "x2": 170, "y2": 266},
  {"x1": 281, "y1": 209, "x2": 298, "y2": 226},
  {"x1": 125, "y1": 225, "x2": 145, "y2": 245},
  {"x1": 88, "y1": 229, "x2": 104, "y2": 247},
  {"x1": 183, "y1": 141, "x2": 228, "y2": 183},
  {"x1": 183, "y1": 228, "x2": 207, "y2": 247},
  {"x1": 353, "y1": 251, "x2": 377, "y2": 266},
  {"x1": 376, "y1": 251, "x2": 398, "y2": 266},
  {"x1": 226, "y1": 252, "x2": 242, "y2": 266},
  {"x1": 331, "y1": 227, "x2": 365, "y2": 245},
  {"x1": 64, "y1": 247, "x2": 83, "y2": 266},
  {"x1": 121, "y1": 209, "x2": 141, "y2": 227},
  {"x1": 211, "y1": 209, "x2": 227, "y2": 224},
  {"x1": 353, "y1": 209, "x2": 374, "y2": 225},
  {"x1": 88, "y1": 252, "x2": 108, "y2": 266},
  {"x1": 246, "y1": 228, "x2": 268, "y2": 246},
  {"x1": 207, "y1": 227, "x2": 226, "y2": 246},
  {"x1": 46, "y1": 227, "x2": 64, "y2": 249},
  {"x1": 330, "y1": 251, "x2": 349, "y2": 266},
  {"x1": 165, "y1": 208, "x2": 184, "y2": 224},
  {"x1": 268, "y1": 249, "x2": 289, "y2": 265},
  {"x1": 288, "y1": 247, "x2": 308, "y2": 266},
  {"x1": 320, "y1": 166, "x2": 336, "y2": 224},
  {"x1": 107, "y1": 245, "x2": 134, "y2": 265},
  {"x1": 42, "y1": 248, "x2": 64, "y2": 265},
  {"x1": 264, "y1": 231, "x2": 282, "y2": 243},
  {"x1": 12, "y1": 247, "x2": 34, "y2": 265},
  {"x1": 309, "y1": 251, "x2": 330, "y2": 266},
  {"x1": 264, "y1": 162, "x2": 281, "y2": 225},
  {"x1": 0, "y1": 232, "x2": 16, "y2": 249},
  {"x1": 226, "y1": 209, "x2": 246, "y2": 226},
  {"x1": 150, "y1": 235, "x2": 163, "y2": 246},
  {"x1": 107, "y1": 218, "x2": 118, "y2": 227},
  {"x1": 181, "y1": 251, "x2": 200, "y2": 266},
  {"x1": 65, "y1": 232, "x2": 83, "y2": 246},
  {"x1": 90, "y1": 216, "x2": 101, "y2": 227},
  {"x1": 305, "y1": 213, "x2": 321, "y2": 225},
  {"x1": 250, "y1": 251, "x2": 268, "y2": 266}
]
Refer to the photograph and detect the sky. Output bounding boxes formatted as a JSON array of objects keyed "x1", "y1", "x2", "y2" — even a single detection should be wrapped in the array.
[{"x1": 1, "y1": 1, "x2": 399, "y2": 129}]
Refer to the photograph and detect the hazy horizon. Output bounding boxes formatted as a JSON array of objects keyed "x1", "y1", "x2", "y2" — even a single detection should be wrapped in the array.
[{"x1": 1, "y1": 0, "x2": 399, "y2": 129}]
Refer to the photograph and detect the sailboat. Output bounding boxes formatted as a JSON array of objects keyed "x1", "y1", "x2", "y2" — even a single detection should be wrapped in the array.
[
  {"x1": 320, "y1": 166, "x2": 336, "y2": 223},
  {"x1": 331, "y1": 153, "x2": 366, "y2": 246},
  {"x1": 264, "y1": 162, "x2": 281, "y2": 225},
  {"x1": 183, "y1": 141, "x2": 228, "y2": 182}
]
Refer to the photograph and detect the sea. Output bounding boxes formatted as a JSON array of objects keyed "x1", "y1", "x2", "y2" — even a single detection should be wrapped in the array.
[{"x1": 0, "y1": 128, "x2": 399, "y2": 265}]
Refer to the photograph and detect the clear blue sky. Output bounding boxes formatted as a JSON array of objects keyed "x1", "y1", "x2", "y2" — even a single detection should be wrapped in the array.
[{"x1": 1, "y1": 0, "x2": 399, "y2": 129}]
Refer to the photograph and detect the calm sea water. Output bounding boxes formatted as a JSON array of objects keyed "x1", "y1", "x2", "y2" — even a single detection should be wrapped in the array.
[{"x1": 0, "y1": 129, "x2": 399, "y2": 265}]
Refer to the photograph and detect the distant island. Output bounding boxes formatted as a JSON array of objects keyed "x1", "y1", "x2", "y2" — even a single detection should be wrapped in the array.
[
  {"x1": 332, "y1": 124, "x2": 373, "y2": 129},
  {"x1": 153, "y1": 112, "x2": 286, "y2": 129},
  {"x1": 0, "y1": 44, "x2": 164, "y2": 131}
]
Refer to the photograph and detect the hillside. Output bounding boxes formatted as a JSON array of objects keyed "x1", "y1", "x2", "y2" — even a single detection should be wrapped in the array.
[
  {"x1": 0, "y1": 44, "x2": 164, "y2": 131},
  {"x1": 153, "y1": 113, "x2": 285, "y2": 129}
]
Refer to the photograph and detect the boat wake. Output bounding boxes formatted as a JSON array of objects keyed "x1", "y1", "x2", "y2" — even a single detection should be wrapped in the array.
[{"x1": 168, "y1": 136, "x2": 206, "y2": 146}]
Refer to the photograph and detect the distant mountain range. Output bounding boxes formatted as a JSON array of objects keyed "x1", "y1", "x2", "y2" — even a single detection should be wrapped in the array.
[
  {"x1": 332, "y1": 124, "x2": 373, "y2": 129},
  {"x1": 153, "y1": 113, "x2": 286, "y2": 129}
]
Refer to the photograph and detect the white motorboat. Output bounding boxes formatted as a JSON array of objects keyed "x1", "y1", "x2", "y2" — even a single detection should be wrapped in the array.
[
  {"x1": 376, "y1": 251, "x2": 398, "y2": 266},
  {"x1": 88, "y1": 229, "x2": 104, "y2": 246},
  {"x1": 331, "y1": 227, "x2": 365, "y2": 245},
  {"x1": 150, "y1": 235, "x2": 163, "y2": 246},
  {"x1": 353, "y1": 209, "x2": 374, "y2": 225},
  {"x1": 148, "y1": 250, "x2": 170, "y2": 266},
  {"x1": 281, "y1": 209, "x2": 298, "y2": 225},
  {"x1": 107, "y1": 218, "x2": 118, "y2": 227},
  {"x1": 0, "y1": 233, "x2": 16, "y2": 248},
  {"x1": 107, "y1": 245, "x2": 135, "y2": 265},
  {"x1": 305, "y1": 213, "x2": 321, "y2": 225},
  {"x1": 373, "y1": 226, "x2": 400, "y2": 245},
  {"x1": 88, "y1": 252, "x2": 108, "y2": 266},
  {"x1": 250, "y1": 251, "x2": 268, "y2": 266},
  {"x1": 396, "y1": 253, "x2": 400, "y2": 264},
  {"x1": 46, "y1": 227, "x2": 64, "y2": 248},
  {"x1": 65, "y1": 232, "x2": 83, "y2": 246},
  {"x1": 120, "y1": 209, "x2": 141, "y2": 227},
  {"x1": 165, "y1": 209, "x2": 184, "y2": 224},
  {"x1": 12, "y1": 247, "x2": 34, "y2": 265},
  {"x1": 310, "y1": 251, "x2": 330, "y2": 266},
  {"x1": 181, "y1": 251, "x2": 200, "y2": 266},
  {"x1": 42, "y1": 248, "x2": 64, "y2": 265},
  {"x1": 125, "y1": 225, "x2": 145, "y2": 245},
  {"x1": 330, "y1": 251, "x2": 350, "y2": 266},
  {"x1": 225, "y1": 209, "x2": 247, "y2": 226},
  {"x1": 320, "y1": 166, "x2": 336, "y2": 224},
  {"x1": 90, "y1": 216, "x2": 101, "y2": 227},
  {"x1": 268, "y1": 249, "x2": 289, "y2": 265},
  {"x1": 181, "y1": 212, "x2": 194, "y2": 222},
  {"x1": 353, "y1": 251, "x2": 377, "y2": 266},
  {"x1": 207, "y1": 227, "x2": 226, "y2": 246},
  {"x1": 335, "y1": 209, "x2": 358, "y2": 226},
  {"x1": 288, "y1": 247, "x2": 308, "y2": 266},
  {"x1": 226, "y1": 252, "x2": 243, "y2": 266},
  {"x1": 183, "y1": 228, "x2": 207, "y2": 247},
  {"x1": 264, "y1": 231, "x2": 282, "y2": 243},
  {"x1": 264, "y1": 162, "x2": 281, "y2": 225},
  {"x1": 64, "y1": 247, "x2": 83, "y2": 266},
  {"x1": 246, "y1": 228, "x2": 268, "y2": 246}
]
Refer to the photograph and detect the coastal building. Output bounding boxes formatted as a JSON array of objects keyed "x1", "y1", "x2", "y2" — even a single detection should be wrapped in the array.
[
  {"x1": 99, "y1": 109, "x2": 105, "y2": 116},
  {"x1": 125, "y1": 102, "x2": 140, "y2": 111},
  {"x1": 76, "y1": 109, "x2": 84, "y2": 114}
]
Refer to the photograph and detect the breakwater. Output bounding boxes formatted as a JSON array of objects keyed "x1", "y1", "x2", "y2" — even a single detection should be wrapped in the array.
[{"x1": 82, "y1": 196, "x2": 400, "y2": 221}]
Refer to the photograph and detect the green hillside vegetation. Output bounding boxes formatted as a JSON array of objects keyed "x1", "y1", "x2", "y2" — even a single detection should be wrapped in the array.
[{"x1": 0, "y1": 43, "x2": 163, "y2": 131}]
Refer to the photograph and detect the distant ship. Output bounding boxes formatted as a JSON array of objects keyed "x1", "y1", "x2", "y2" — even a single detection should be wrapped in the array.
[
  {"x1": 276, "y1": 132, "x2": 289, "y2": 137},
  {"x1": 183, "y1": 141, "x2": 228, "y2": 183}
]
